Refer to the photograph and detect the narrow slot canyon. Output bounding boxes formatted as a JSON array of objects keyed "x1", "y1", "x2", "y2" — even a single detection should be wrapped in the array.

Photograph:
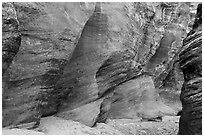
[{"x1": 2, "y1": 2, "x2": 202, "y2": 135}]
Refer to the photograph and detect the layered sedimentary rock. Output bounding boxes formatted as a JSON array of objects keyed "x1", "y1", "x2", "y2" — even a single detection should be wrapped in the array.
[
  {"x1": 2, "y1": 2, "x2": 199, "y2": 128},
  {"x1": 2, "y1": 2, "x2": 95, "y2": 128},
  {"x1": 147, "y1": 3, "x2": 191, "y2": 89},
  {"x1": 158, "y1": 62, "x2": 183, "y2": 112},
  {"x1": 108, "y1": 75, "x2": 176, "y2": 119},
  {"x1": 92, "y1": 49, "x2": 177, "y2": 125},
  {"x1": 55, "y1": 3, "x2": 110, "y2": 126},
  {"x1": 55, "y1": 3, "x2": 144, "y2": 126},
  {"x1": 96, "y1": 50, "x2": 141, "y2": 98},
  {"x1": 145, "y1": 32, "x2": 176, "y2": 73},
  {"x1": 56, "y1": 3, "x2": 194, "y2": 127},
  {"x1": 56, "y1": 3, "x2": 109, "y2": 110},
  {"x1": 2, "y1": 2, "x2": 21, "y2": 75},
  {"x1": 178, "y1": 4, "x2": 202, "y2": 134}
]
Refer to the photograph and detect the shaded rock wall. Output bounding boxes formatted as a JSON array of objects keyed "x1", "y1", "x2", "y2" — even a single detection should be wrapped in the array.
[
  {"x1": 2, "y1": 2, "x2": 95, "y2": 127},
  {"x1": 2, "y1": 2, "x2": 199, "y2": 128},
  {"x1": 91, "y1": 2, "x2": 197, "y2": 126},
  {"x1": 56, "y1": 3, "x2": 109, "y2": 111},
  {"x1": 55, "y1": 3, "x2": 143, "y2": 126},
  {"x1": 178, "y1": 4, "x2": 202, "y2": 134},
  {"x1": 145, "y1": 31, "x2": 176, "y2": 73},
  {"x1": 144, "y1": 2, "x2": 195, "y2": 89},
  {"x1": 2, "y1": 2, "x2": 21, "y2": 75},
  {"x1": 108, "y1": 75, "x2": 176, "y2": 119}
]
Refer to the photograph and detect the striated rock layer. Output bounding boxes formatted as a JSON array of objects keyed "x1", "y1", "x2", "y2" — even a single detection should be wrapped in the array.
[
  {"x1": 2, "y1": 2, "x2": 95, "y2": 128},
  {"x1": 178, "y1": 4, "x2": 202, "y2": 135},
  {"x1": 2, "y1": 2, "x2": 199, "y2": 128},
  {"x1": 55, "y1": 2, "x2": 194, "y2": 126},
  {"x1": 2, "y1": 2, "x2": 21, "y2": 75},
  {"x1": 108, "y1": 75, "x2": 176, "y2": 119},
  {"x1": 56, "y1": 3, "x2": 109, "y2": 110}
]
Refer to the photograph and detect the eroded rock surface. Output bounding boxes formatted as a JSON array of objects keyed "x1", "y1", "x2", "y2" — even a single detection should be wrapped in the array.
[
  {"x1": 2, "y1": 2, "x2": 21, "y2": 75},
  {"x1": 2, "y1": 2, "x2": 95, "y2": 128},
  {"x1": 3, "y1": 116, "x2": 180, "y2": 135},
  {"x1": 109, "y1": 75, "x2": 176, "y2": 119},
  {"x1": 56, "y1": 3, "x2": 109, "y2": 111},
  {"x1": 2, "y1": 2, "x2": 199, "y2": 129},
  {"x1": 178, "y1": 4, "x2": 202, "y2": 135}
]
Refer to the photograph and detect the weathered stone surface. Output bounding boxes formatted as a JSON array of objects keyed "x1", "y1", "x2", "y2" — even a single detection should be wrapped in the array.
[
  {"x1": 2, "y1": 128, "x2": 45, "y2": 135},
  {"x1": 109, "y1": 75, "x2": 176, "y2": 119},
  {"x1": 2, "y1": 2, "x2": 21, "y2": 74},
  {"x1": 145, "y1": 32, "x2": 176, "y2": 73},
  {"x1": 2, "y1": 2, "x2": 199, "y2": 129},
  {"x1": 96, "y1": 50, "x2": 141, "y2": 98},
  {"x1": 160, "y1": 62, "x2": 184, "y2": 91},
  {"x1": 55, "y1": 3, "x2": 145, "y2": 126},
  {"x1": 89, "y1": 50, "x2": 141, "y2": 126},
  {"x1": 37, "y1": 116, "x2": 123, "y2": 135},
  {"x1": 55, "y1": 3, "x2": 109, "y2": 111},
  {"x1": 2, "y1": 2, "x2": 95, "y2": 128},
  {"x1": 91, "y1": 48, "x2": 177, "y2": 125},
  {"x1": 143, "y1": 3, "x2": 198, "y2": 116},
  {"x1": 143, "y1": 3, "x2": 195, "y2": 89},
  {"x1": 178, "y1": 4, "x2": 202, "y2": 134},
  {"x1": 89, "y1": 2, "x2": 199, "y2": 127},
  {"x1": 57, "y1": 98, "x2": 103, "y2": 127}
]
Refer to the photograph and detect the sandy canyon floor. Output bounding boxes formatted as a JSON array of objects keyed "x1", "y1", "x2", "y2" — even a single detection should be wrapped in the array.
[{"x1": 2, "y1": 116, "x2": 179, "y2": 135}]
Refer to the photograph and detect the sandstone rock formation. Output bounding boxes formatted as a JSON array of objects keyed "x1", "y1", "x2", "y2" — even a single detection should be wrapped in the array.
[
  {"x1": 2, "y1": 2, "x2": 95, "y2": 128},
  {"x1": 108, "y1": 75, "x2": 176, "y2": 119},
  {"x1": 178, "y1": 3, "x2": 202, "y2": 135},
  {"x1": 2, "y1": 2, "x2": 21, "y2": 75},
  {"x1": 2, "y1": 2, "x2": 199, "y2": 130}
]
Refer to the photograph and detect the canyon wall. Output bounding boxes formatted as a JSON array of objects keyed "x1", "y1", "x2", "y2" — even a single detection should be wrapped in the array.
[
  {"x1": 2, "y1": 2, "x2": 199, "y2": 128},
  {"x1": 178, "y1": 3, "x2": 202, "y2": 134}
]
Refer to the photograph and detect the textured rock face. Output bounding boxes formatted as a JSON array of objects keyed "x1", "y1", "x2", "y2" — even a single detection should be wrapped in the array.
[
  {"x1": 56, "y1": 3, "x2": 109, "y2": 111},
  {"x1": 145, "y1": 32, "x2": 176, "y2": 73},
  {"x1": 2, "y1": 2, "x2": 95, "y2": 128},
  {"x1": 2, "y1": 2, "x2": 199, "y2": 128},
  {"x1": 108, "y1": 75, "x2": 176, "y2": 119},
  {"x1": 178, "y1": 4, "x2": 202, "y2": 135},
  {"x1": 2, "y1": 2, "x2": 21, "y2": 75},
  {"x1": 55, "y1": 3, "x2": 195, "y2": 126}
]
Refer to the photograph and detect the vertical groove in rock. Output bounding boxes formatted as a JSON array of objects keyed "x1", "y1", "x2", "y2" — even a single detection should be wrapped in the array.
[{"x1": 178, "y1": 3, "x2": 202, "y2": 135}]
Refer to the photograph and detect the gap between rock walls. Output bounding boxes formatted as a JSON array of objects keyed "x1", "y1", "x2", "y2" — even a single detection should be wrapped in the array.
[{"x1": 2, "y1": 2, "x2": 202, "y2": 135}]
